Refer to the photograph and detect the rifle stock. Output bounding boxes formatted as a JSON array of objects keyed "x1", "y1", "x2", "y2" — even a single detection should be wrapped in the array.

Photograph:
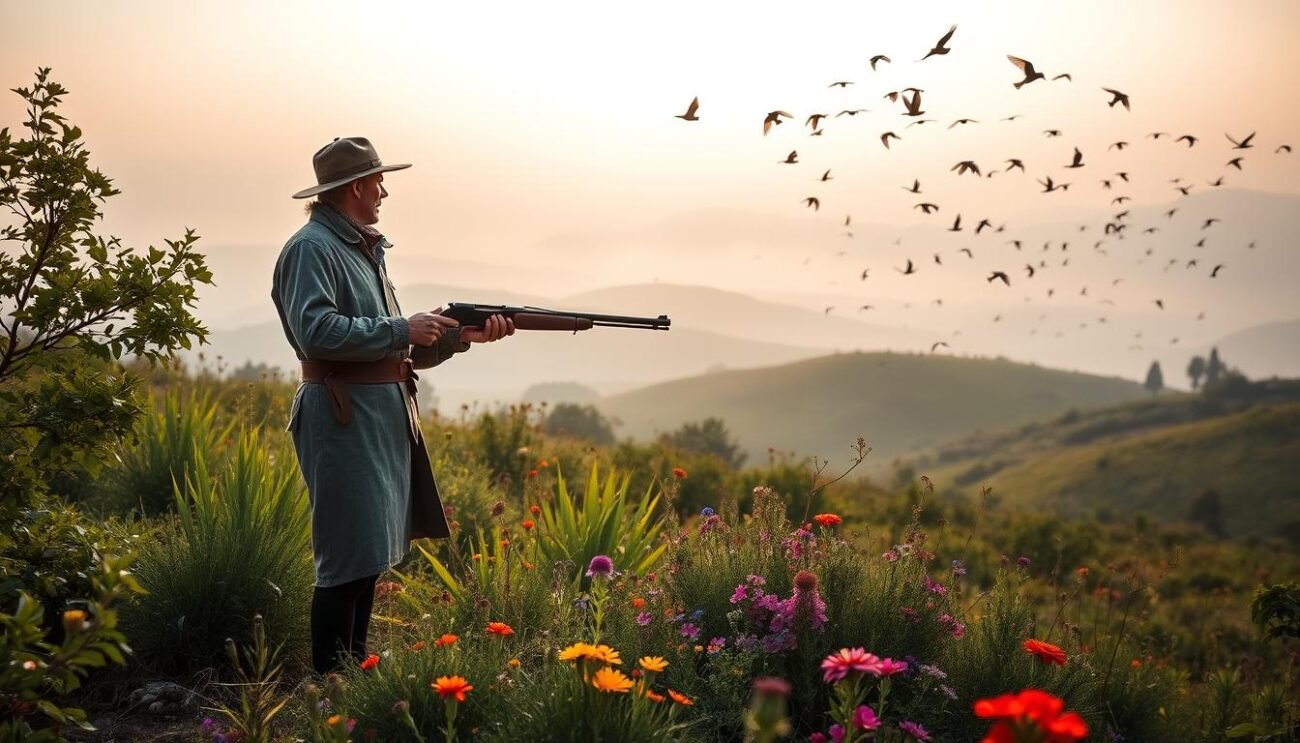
[{"x1": 442, "y1": 302, "x2": 670, "y2": 332}]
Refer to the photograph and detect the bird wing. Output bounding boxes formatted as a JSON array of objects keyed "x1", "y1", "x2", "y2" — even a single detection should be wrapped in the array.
[
  {"x1": 1007, "y1": 56, "x2": 1036, "y2": 76},
  {"x1": 937, "y1": 24, "x2": 957, "y2": 47},
  {"x1": 685, "y1": 97, "x2": 699, "y2": 116}
]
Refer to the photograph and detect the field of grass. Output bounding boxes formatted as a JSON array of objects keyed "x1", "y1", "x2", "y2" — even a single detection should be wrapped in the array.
[
  {"x1": 597, "y1": 351, "x2": 1148, "y2": 464},
  {"x1": 912, "y1": 380, "x2": 1300, "y2": 538}
]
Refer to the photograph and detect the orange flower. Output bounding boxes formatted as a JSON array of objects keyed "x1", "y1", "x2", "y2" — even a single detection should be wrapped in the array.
[
  {"x1": 1130, "y1": 658, "x2": 1142, "y2": 669},
  {"x1": 327, "y1": 714, "x2": 343, "y2": 726},
  {"x1": 432, "y1": 675, "x2": 473, "y2": 702},
  {"x1": 672, "y1": 467, "x2": 688, "y2": 479},
  {"x1": 434, "y1": 633, "x2": 459, "y2": 647},
  {"x1": 638, "y1": 656, "x2": 668, "y2": 673},
  {"x1": 410, "y1": 641, "x2": 427, "y2": 652},
  {"x1": 645, "y1": 690, "x2": 666, "y2": 703},
  {"x1": 539, "y1": 459, "x2": 549, "y2": 468},
  {"x1": 507, "y1": 658, "x2": 521, "y2": 668},
  {"x1": 500, "y1": 539, "x2": 511, "y2": 548},
  {"x1": 1023, "y1": 639, "x2": 1068, "y2": 666},
  {"x1": 529, "y1": 505, "x2": 541, "y2": 515},
  {"x1": 359, "y1": 654, "x2": 380, "y2": 671},
  {"x1": 667, "y1": 689, "x2": 694, "y2": 706},
  {"x1": 527, "y1": 469, "x2": 540, "y2": 478},
  {"x1": 486, "y1": 622, "x2": 515, "y2": 637},
  {"x1": 592, "y1": 667, "x2": 635, "y2": 693},
  {"x1": 812, "y1": 513, "x2": 843, "y2": 527},
  {"x1": 522, "y1": 519, "x2": 535, "y2": 530},
  {"x1": 62, "y1": 609, "x2": 88, "y2": 633},
  {"x1": 523, "y1": 561, "x2": 535, "y2": 570},
  {"x1": 631, "y1": 597, "x2": 647, "y2": 609},
  {"x1": 472, "y1": 553, "x2": 481, "y2": 562}
]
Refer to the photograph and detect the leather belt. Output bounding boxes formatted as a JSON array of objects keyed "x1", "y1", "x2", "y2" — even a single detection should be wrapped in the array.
[{"x1": 301, "y1": 358, "x2": 417, "y2": 426}]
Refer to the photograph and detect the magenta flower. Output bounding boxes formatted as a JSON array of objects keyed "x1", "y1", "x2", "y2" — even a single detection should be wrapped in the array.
[
  {"x1": 730, "y1": 584, "x2": 748, "y2": 604},
  {"x1": 829, "y1": 724, "x2": 845, "y2": 742},
  {"x1": 809, "y1": 734, "x2": 829, "y2": 743},
  {"x1": 876, "y1": 658, "x2": 909, "y2": 677},
  {"x1": 821, "y1": 647, "x2": 883, "y2": 684},
  {"x1": 853, "y1": 705, "x2": 881, "y2": 731},
  {"x1": 923, "y1": 575, "x2": 948, "y2": 596},
  {"x1": 679, "y1": 622, "x2": 700, "y2": 640},
  {"x1": 635, "y1": 611, "x2": 653, "y2": 626},
  {"x1": 585, "y1": 554, "x2": 614, "y2": 578},
  {"x1": 899, "y1": 721, "x2": 932, "y2": 741}
]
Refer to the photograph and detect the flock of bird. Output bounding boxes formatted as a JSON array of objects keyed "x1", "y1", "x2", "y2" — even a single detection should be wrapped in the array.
[{"x1": 672, "y1": 24, "x2": 1292, "y2": 355}]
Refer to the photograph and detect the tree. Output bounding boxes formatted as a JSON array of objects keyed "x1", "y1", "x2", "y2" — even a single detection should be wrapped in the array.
[
  {"x1": 0, "y1": 68, "x2": 212, "y2": 510},
  {"x1": 660, "y1": 417, "x2": 747, "y2": 468},
  {"x1": 543, "y1": 402, "x2": 616, "y2": 446},
  {"x1": 1186, "y1": 355, "x2": 1206, "y2": 390},
  {"x1": 1143, "y1": 361, "x2": 1164, "y2": 394},
  {"x1": 1204, "y1": 347, "x2": 1226, "y2": 388},
  {"x1": 1188, "y1": 489, "x2": 1226, "y2": 537}
]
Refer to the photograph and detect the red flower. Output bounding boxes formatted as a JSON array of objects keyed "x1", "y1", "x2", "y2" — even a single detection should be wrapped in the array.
[
  {"x1": 486, "y1": 622, "x2": 515, "y2": 637},
  {"x1": 975, "y1": 689, "x2": 1087, "y2": 742},
  {"x1": 522, "y1": 519, "x2": 535, "y2": 530},
  {"x1": 359, "y1": 654, "x2": 380, "y2": 671},
  {"x1": 1023, "y1": 639, "x2": 1068, "y2": 666},
  {"x1": 529, "y1": 504, "x2": 541, "y2": 515},
  {"x1": 812, "y1": 513, "x2": 843, "y2": 527},
  {"x1": 672, "y1": 467, "x2": 688, "y2": 479}
]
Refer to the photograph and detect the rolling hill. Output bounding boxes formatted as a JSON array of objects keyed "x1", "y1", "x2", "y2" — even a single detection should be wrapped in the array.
[
  {"x1": 910, "y1": 380, "x2": 1300, "y2": 537},
  {"x1": 595, "y1": 352, "x2": 1148, "y2": 464}
]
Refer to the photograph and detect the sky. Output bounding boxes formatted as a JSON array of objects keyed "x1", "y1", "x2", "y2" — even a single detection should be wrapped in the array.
[{"x1": 2, "y1": 0, "x2": 1298, "y2": 369}]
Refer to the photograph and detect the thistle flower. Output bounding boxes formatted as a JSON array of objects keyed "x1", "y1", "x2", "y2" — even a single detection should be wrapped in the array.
[{"x1": 586, "y1": 554, "x2": 614, "y2": 579}]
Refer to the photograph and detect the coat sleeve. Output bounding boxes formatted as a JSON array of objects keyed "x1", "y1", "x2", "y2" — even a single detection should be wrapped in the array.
[
  {"x1": 276, "y1": 237, "x2": 410, "y2": 361},
  {"x1": 410, "y1": 327, "x2": 471, "y2": 370}
]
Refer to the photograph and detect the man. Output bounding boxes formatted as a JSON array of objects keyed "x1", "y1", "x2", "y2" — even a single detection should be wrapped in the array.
[{"x1": 272, "y1": 137, "x2": 514, "y2": 675}]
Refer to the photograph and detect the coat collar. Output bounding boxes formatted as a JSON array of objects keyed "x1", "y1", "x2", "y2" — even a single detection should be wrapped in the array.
[{"x1": 310, "y1": 202, "x2": 392, "y2": 251}]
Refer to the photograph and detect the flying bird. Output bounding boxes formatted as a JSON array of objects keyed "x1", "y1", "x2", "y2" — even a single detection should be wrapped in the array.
[
  {"x1": 1115, "y1": 171, "x2": 1130, "y2": 182},
  {"x1": 805, "y1": 113, "x2": 828, "y2": 130},
  {"x1": 828, "y1": 81, "x2": 855, "y2": 88},
  {"x1": 1002, "y1": 114, "x2": 1024, "y2": 121},
  {"x1": 948, "y1": 213, "x2": 963, "y2": 231},
  {"x1": 901, "y1": 90, "x2": 926, "y2": 116},
  {"x1": 1147, "y1": 131, "x2": 1169, "y2": 139},
  {"x1": 858, "y1": 305, "x2": 875, "y2": 311},
  {"x1": 1226, "y1": 157, "x2": 1244, "y2": 170},
  {"x1": 933, "y1": 253, "x2": 944, "y2": 265},
  {"x1": 780, "y1": 150, "x2": 799, "y2": 164},
  {"x1": 1208, "y1": 176, "x2": 1225, "y2": 187},
  {"x1": 763, "y1": 111, "x2": 792, "y2": 135},
  {"x1": 1005, "y1": 158, "x2": 1025, "y2": 172},
  {"x1": 1226, "y1": 131, "x2": 1256, "y2": 149},
  {"x1": 902, "y1": 179, "x2": 921, "y2": 193},
  {"x1": 1051, "y1": 73, "x2": 1072, "y2": 81},
  {"x1": 837, "y1": 108, "x2": 869, "y2": 117},
  {"x1": 906, "y1": 119, "x2": 936, "y2": 128},
  {"x1": 914, "y1": 202, "x2": 940, "y2": 214},
  {"x1": 1007, "y1": 56, "x2": 1045, "y2": 88},
  {"x1": 869, "y1": 54, "x2": 891, "y2": 70},
  {"x1": 1277, "y1": 144, "x2": 1292, "y2": 153},
  {"x1": 820, "y1": 170, "x2": 834, "y2": 182},
  {"x1": 897, "y1": 259, "x2": 917, "y2": 275},
  {"x1": 1202, "y1": 218, "x2": 1220, "y2": 229},
  {"x1": 930, "y1": 341, "x2": 950, "y2": 352},
  {"x1": 975, "y1": 218, "x2": 993, "y2": 234},
  {"x1": 988, "y1": 271, "x2": 1011, "y2": 286},
  {"x1": 1065, "y1": 147, "x2": 1085, "y2": 168},
  {"x1": 1176, "y1": 134, "x2": 1198, "y2": 147},
  {"x1": 1102, "y1": 87, "x2": 1130, "y2": 110},
  {"x1": 674, "y1": 97, "x2": 700, "y2": 121},
  {"x1": 881, "y1": 131, "x2": 902, "y2": 148},
  {"x1": 1155, "y1": 299, "x2": 1164, "y2": 310},
  {"x1": 951, "y1": 160, "x2": 981, "y2": 176},
  {"x1": 960, "y1": 247, "x2": 974, "y2": 257},
  {"x1": 949, "y1": 118, "x2": 979, "y2": 128},
  {"x1": 1210, "y1": 264, "x2": 1224, "y2": 278},
  {"x1": 1043, "y1": 129, "x2": 1062, "y2": 137},
  {"x1": 803, "y1": 197, "x2": 820, "y2": 210},
  {"x1": 1109, "y1": 141, "x2": 1129, "y2": 150},
  {"x1": 860, "y1": 268, "x2": 870, "y2": 280},
  {"x1": 921, "y1": 25, "x2": 957, "y2": 60},
  {"x1": 1038, "y1": 176, "x2": 1068, "y2": 192}
]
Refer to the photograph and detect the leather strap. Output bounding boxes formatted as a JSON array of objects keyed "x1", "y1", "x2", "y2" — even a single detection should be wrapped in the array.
[{"x1": 301, "y1": 358, "x2": 416, "y2": 426}]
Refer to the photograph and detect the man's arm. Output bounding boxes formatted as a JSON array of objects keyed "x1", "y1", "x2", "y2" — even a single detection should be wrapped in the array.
[
  {"x1": 409, "y1": 326, "x2": 470, "y2": 370},
  {"x1": 275, "y1": 238, "x2": 409, "y2": 361}
]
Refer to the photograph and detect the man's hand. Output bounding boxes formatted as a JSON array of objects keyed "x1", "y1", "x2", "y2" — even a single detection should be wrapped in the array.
[
  {"x1": 461, "y1": 313, "x2": 516, "y2": 343},
  {"x1": 406, "y1": 309, "x2": 461, "y2": 347}
]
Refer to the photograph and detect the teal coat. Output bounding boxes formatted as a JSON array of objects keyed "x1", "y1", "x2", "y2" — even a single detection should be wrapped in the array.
[{"x1": 272, "y1": 203, "x2": 468, "y2": 588}]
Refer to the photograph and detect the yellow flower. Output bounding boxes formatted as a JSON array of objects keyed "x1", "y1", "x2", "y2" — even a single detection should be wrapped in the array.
[
  {"x1": 589, "y1": 644, "x2": 622, "y2": 666},
  {"x1": 591, "y1": 667, "x2": 634, "y2": 694},
  {"x1": 638, "y1": 656, "x2": 669, "y2": 673},
  {"x1": 559, "y1": 642, "x2": 596, "y2": 662}
]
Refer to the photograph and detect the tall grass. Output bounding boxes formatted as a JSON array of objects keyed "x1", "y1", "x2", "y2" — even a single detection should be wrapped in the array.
[{"x1": 124, "y1": 427, "x2": 311, "y2": 674}]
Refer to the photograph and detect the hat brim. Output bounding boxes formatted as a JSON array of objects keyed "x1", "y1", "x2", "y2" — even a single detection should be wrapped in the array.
[{"x1": 291, "y1": 162, "x2": 412, "y2": 199}]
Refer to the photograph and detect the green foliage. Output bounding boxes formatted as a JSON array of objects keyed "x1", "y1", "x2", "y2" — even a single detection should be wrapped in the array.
[
  {"x1": 0, "y1": 68, "x2": 212, "y2": 511},
  {"x1": 1144, "y1": 360, "x2": 1164, "y2": 393},
  {"x1": 660, "y1": 417, "x2": 747, "y2": 468},
  {"x1": 124, "y1": 427, "x2": 311, "y2": 674},
  {"x1": 544, "y1": 402, "x2": 617, "y2": 446},
  {"x1": 1251, "y1": 583, "x2": 1300, "y2": 642},
  {"x1": 0, "y1": 552, "x2": 142, "y2": 740},
  {"x1": 204, "y1": 614, "x2": 290, "y2": 743},
  {"x1": 96, "y1": 387, "x2": 235, "y2": 516}
]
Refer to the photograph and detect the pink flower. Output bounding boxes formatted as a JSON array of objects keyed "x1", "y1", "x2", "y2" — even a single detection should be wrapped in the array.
[
  {"x1": 810, "y1": 734, "x2": 829, "y2": 743},
  {"x1": 829, "y1": 724, "x2": 845, "y2": 742},
  {"x1": 924, "y1": 575, "x2": 948, "y2": 596},
  {"x1": 899, "y1": 720, "x2": 932, "y2": 741},
  {"x1": 853, "y1": 705, "x2": 881, "y2": 731},
  {"x1": 821, "y1": 647, "x2": 883, "y2": 684},
  {"x1": 883, "y1": 549, "x2": 900, "y2": 562},
  {"x1": 876, "y1": 658, "x2": 909, "y2": 677},
  {"x1": 730, "y1": 584, "x2": 748, "y2": 604}
]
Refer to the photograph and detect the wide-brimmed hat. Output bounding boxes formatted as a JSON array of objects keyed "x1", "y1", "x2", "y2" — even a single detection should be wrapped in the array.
[{"x1": 291, "y1": 136, "x2": 411, "y2": 199}]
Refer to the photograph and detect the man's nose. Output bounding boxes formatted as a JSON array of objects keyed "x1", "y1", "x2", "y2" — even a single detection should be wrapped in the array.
[{"x1": 380, "y1": 184, "x2": 388, "y2": 198}]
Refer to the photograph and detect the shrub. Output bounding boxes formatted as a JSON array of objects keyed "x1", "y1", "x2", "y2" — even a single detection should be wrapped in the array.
[{"x1": 124, "y1": 428, "x2": 311, "y2": 674}]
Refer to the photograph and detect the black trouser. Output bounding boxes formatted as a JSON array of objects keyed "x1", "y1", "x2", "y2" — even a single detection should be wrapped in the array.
[{"x1": 310, "y1": 573, "x2": 379, "y2": 675}]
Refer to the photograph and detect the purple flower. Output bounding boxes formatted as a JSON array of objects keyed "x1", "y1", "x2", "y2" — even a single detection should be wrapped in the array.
[
  {"x1": 853, "y1": 705, "x2": 881, "y2": 731},
  {"x1": 201, "y1": 718, "x2": 216, "y2": 732},
  {"x1": 679, "y1": 623, "x2": 700, "y2": 640},
  {"x1": 918, "y1": 663, "x2": 947, "y2": 680},
  {"x1": 899, "y1": 721, "x2": 932, "y2": 741},
  {"x1": 829, "y1": 724, "x2": 846, "y2": 742},
  {"x1": 586, "y1": 554, "x2": 614, "y2": 578},
  {"x1": 746, "y1": 574, "x2": 767, "y2": 587},
  {"x1": 1017, "y1": 556, "x2": 1031, "y2": 568},
  {"x1": 924, "y1": 575, "x2": 948, "y2": 596},
  {"x1": 700, "y1": 506, "x2": 715, "y2": 516},
  {"x1": 940, "y1": 684, "x2": 958, "y2": 700},
  {"x1": 730, "y1": 584, "x2": 749, "y2": 604},
  {"x1": 635, "y1": 611, "x2": 653, "y2": 626},
  {"x1": 951, "y1": 559, "x2": 967, "y2": 577}
]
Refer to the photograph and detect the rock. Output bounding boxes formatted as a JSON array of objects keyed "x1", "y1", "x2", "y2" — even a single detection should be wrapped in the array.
[{"x1": 127, "y1": 681, "x2": 198, "y2": 715}]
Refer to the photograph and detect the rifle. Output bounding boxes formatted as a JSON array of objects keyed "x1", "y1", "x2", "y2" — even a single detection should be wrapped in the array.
[{"x1": 441, "y1": 302, "x2": 671, "y2": 332}]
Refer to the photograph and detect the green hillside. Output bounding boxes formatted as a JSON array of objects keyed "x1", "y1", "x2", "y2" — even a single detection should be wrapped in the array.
[
  {"x1": 914, "y1": 380, "x2": 1300, "y2": 537},
  {"x1": 596, "y1": 352, "x2": 1148, "y2": 464}
]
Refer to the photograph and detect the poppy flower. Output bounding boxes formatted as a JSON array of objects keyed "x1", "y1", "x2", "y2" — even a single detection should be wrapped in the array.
[
  {"x1": 812, "y1": 513, "x2": 843, "y2": 527},
  {"x1": 974, "y1": 689, "x2": 1087, "y2": 742},
  {"x1": 486, "y1": 622, "x2": 515, "y2": 637},
  {"x1": 434, "y1": 634, "x2": 458, "y2": 647},
  {"x1": 522, "y1": 519, "x2": 535, "y2": 530},
  {"x1": 1023, "y1": 639, "x2": 1068, "y2": 666},
  {"x1": 431, "y1": 675, "x2": 473, "y2": 702},
  {"x1": 359, "y1": 654, "x2": 380, "y2": 671},
  {"x1": 672, "y1": 467, "x2": 688, "y2": 479},
  {"x1": 529, "y1": 504, "x2": 541, "y2": 515},
  {"x1": 409, "y1": 641, "x2": 427, "y2": 652}
]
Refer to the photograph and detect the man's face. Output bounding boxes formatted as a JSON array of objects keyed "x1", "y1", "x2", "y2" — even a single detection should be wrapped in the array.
[{"x1": 352, "y1": 174, "x2": 388, "y2": 224}]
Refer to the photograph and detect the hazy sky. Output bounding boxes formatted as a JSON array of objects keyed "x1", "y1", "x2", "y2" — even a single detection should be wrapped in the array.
[{"x1": 2, "y1": 1, "x2": 1297, "y2": 317}]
